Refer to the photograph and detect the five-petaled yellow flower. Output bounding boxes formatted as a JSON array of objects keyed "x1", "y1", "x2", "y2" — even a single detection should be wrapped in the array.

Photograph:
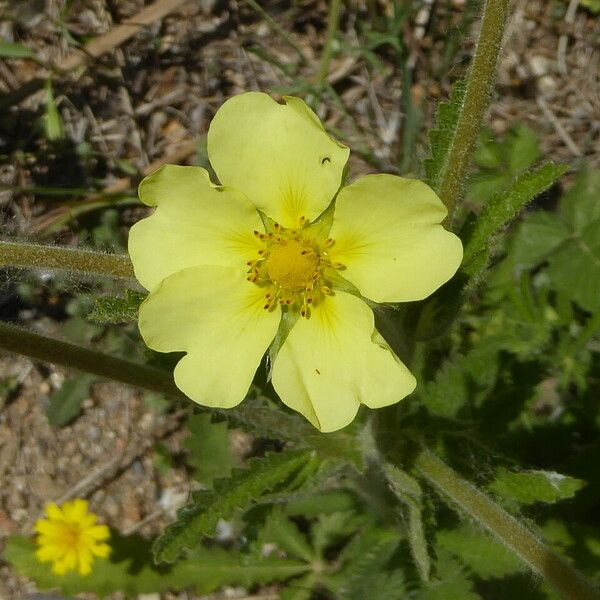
[
  {"x1": 129, "y1": 92, "x2": 462, "y2": 432},
  {"x1": 35, "y1": 499, "x2": 111, "y2": 576}
]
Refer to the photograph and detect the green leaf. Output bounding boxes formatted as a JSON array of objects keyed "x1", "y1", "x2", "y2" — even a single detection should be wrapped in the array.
[
  {"x1": 509, "y1": 168, "x2": 600, "y2": 312},
  {"x1": 43, "y1": 79, "x2": 64, "y2": 141},
  {"x1": 415, "y1": 553, "x2": 481, "y2": 600},
  {"x1": 5, "y1": 534, "x2": 309, "y2": 598},
  {"x1": 184, "y1": 414, "x2": 234, "y2": 486},
  {"x1": 424, "y1": 80, "x2": 467, "y2": 192},
  {"x1": 154, "y1": 449, "x2": 314, "y2": 563},
  {"x1": 384, "y1": 464, "x2": 430, "y2": 581},
  {"x1": 280, "y1": 574, "x2": 318, "y2": 600},
  {"x1": 259, "y1": 510, "x2": 316, "y2": 563},
  {"x1": 0, "y1": 40, "x2": 35, "y2": 58},
  {"x1": 489, "y1": 468, "x2": 586, "y2": 505},
  {"x1": 88, "y1": 290, "x2": 147, "y2": 324},
  {"x1": 436, "y1": 524, "x2": 522, "y2": 579},
  {"x1": 467, "y1": 124, "x2": 541, "y2": 204},
  {"x1": 46, "y1": 374, "x2": 94, "y2": 426},
  {"x1": 335, "y1": 529, "x2": 404, "y2": 600},
  {"x1": 510, "y1": 211, "x2": 571, "y2": 269},
  {"x1": 463, "y1": 162, "x2": 568, "y2": 275},
  {"x1": 419, "y1": 342, "x2": 500, "y2": 418}
]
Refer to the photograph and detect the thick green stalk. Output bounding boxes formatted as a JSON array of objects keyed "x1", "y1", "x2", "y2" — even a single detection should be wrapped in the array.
[
  {"x1": 0, "y1": 240, "x2": 134, "y2": 279},
  {"x1": 315, "y1": 0, "x2": 343, "y2": 86},
  {"x1": 415, "y1": 447, "x2": 600, "y2": 600},
  {"x1": 0, "y1": 322, "x2": 357, "y2": 460},
  {"x1": 438, "y1": 0, "x2": 510, "y2": 219}
]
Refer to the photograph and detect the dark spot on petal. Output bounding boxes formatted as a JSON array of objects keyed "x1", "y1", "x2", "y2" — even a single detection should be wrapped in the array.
[
  {"x1": 321, "y1": 156, "x2": 331, "y2": 165},
  {"x1": 315, "y1": 368, "x2": 321, "y2": 375}
]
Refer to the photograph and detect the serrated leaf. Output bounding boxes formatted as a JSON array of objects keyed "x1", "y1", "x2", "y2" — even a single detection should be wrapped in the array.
[
  {"x1": 415, "y1": 551, "x2": 481, "y2": 600},
  {"x1": 259, "y1": 510, "x2": 315, "y2": 562},
  {"x1": 436, "y1": 524, "x2": 522, "y2": 579},
  {"x1": 510, "y1": 211, "x2": 571, "y2": 269},
  {"x1": 0, "y1": 40, "x2": 35, "y2": 58},
  {"x1": 384, "y1": 464, "x2": 430, "y2": 581},
  {"x1": 419, "y1": 342, "x2": 500, "y2": 418},
  {"x1": 463, "y1": 162, "x2": 568, "y2": 275},
  {"x1": 280, "y1": 574, "x2": 318, "y2": 600},
  {"x1": 335, "y1": 530, "x2": 404, "y2": 600},
  {"x1": 88, "y1": 290, "x2": 146, "y2": 324},
  {"x1": 467, "y1": 124, "x2": 541, "y2": 204},
  {"x1": 46, "y1": 374, "x2": 94, "y2": 426},
  {"x1": 184, "y1": 414, "x2": 234, "y2": 486},
  {"x1": 154, "y1": 449, "x2": 314, "y2": 563},
  {"x1": 284, "y1": 489, "x2": 359, "y2": 517},
  {"x1": 489, "y1": 468, "x2": 585, "y2": 505},
  {"x1": 424, "y1": 79, "x2": 467, "y2": 192},
  {"x1": 4, "y1": 534, "x2": 309, "y2": 598}
]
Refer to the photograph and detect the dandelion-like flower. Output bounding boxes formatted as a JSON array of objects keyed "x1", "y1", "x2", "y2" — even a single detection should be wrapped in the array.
[
  {"x1": 129, "y1": 92, "x2": 462, "y2": 432},
  {"x1": 35, "y1": 499, "x2": 111, "y2": 576}
]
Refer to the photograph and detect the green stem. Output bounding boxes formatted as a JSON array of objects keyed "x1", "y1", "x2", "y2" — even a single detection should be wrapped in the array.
[
  {"x1": 0, "y1": 240, "x2": 134, "y2": 279},
  {"x1": 0, "y1": 321, "x2": 357, "y2": 460},
  {"x1": 414, "y1": 447, "x2": 600, "y2": 600},
  {"x1": 0, "y1": 320, "x2": 179, "y2": 397},
  {"x1": 315, "y1": 0, "x2": 343, "y2": 86},
  {"x1": 438, "y1": 0, "x2": 511, "y2": 220}
]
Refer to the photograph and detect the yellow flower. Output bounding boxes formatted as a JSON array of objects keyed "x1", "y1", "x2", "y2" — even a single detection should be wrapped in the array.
[
  {"x1": 129, "y1": 92, "x2": 462, "y2": 432},
  {"x1": 35, "y1": 499, "x2": 111, "y2": 576}
]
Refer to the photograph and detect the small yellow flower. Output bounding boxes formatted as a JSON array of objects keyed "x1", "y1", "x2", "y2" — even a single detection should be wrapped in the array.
[
  {"x1": 129, "y1": 92, "x2": 463, "y2": 432},
  {"x1": 35, "y1": 499, "x2": 111, "y2": 576}
]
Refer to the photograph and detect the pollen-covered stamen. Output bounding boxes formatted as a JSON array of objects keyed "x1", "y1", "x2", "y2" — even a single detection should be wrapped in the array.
[{"x1": 246, "y1": 222, "x2": 344, "y2": 318}]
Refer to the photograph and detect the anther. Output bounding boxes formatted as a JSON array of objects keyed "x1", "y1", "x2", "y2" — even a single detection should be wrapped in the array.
[
  {"x1": 274, "y1": 222, "x2": 282, "y2": 231},
  {"x1": 332, "y1": 262, "x2": 345, "y2": 269},
  {"x1": 324, "y1": 238, "x2": 335, "y2": 248},
  {"x1": 321, "y1": 285, "x2": 332, "y2": 295},
  {"x1": 298, "y1": 216, "x2": 308, "y2": 227}
]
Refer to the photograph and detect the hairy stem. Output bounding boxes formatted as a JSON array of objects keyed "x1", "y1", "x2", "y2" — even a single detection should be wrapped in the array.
[
  {"x1": 415, "y1": 447, "x2": 600, "y2": 600},
  {"x1": 0, "y1": 240, "x2": 134, "y2": 279},
  {"x1": 316, "y1": 0, "x2": 343, "y2": 86},
  {"x1": 438, "y1": 0, "x2": 511, "y2": 220},
  {"x1": 0, "y1": 322, "x2": 357, "y2": 460}
]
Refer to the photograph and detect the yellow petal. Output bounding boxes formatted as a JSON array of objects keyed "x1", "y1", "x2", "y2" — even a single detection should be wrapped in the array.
[
  {"x1": 91, "y1": 542, "x2": 111, "y2": 558},
  {"x1": 85, "y1": 524, "x2": 110, "y2": 541},
  {"x1": 328, "y1": 174, "x2": 463, "y2": 303},
  {"x1": 271, "y1": 292, "x2": 415, "y2": 432},
  {"x1": 130, "y1": 165, "x2": 264, "y2": 291},
  {"x1": 207, "y1": 92, "x2": 349, "y2": 228},
  {"x1": 36, "y1": 544, "x2": 61, "y2": 562},
  {"x1": 45, "y1": 502, "x2": 64, "y2": 521},
  {"x1": 139, "y1": 265, "x2": 281, "y2": 408},
  {"x1": 35, "y1": 519, "x2": 62, "y2": 536},
  {"x1": 62, "y1": 499, "x2": 88, "y2": 522}
]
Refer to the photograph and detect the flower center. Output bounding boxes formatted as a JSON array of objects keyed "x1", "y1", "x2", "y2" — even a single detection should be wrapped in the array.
[
  {"x1": 266, "y1": 239, "x2": 318, "y2": 291},
  {"x1": 246, "y1": 218, "x2": 344, "y2": 318}
]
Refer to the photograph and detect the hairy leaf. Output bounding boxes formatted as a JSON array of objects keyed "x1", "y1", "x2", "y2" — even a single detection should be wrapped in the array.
[
  {"x1": 88, "y1": 290, "x2": 146, "y2": 324},
  {"x1": 384, "y1": 464, "x2": 430, "y2": 581},
  {"x1": 463, "y1": 162, "x2": 568, "y2": 275},
  {"x1": 154, "y1": 449, "x2": 314, "y2": 563},
  {"x1": 489, "y1": 468, "x2": 585, "y2": 505},
  {"x1": 436, "y1": 524, "x2": 522, "y2": 579},
  {"x1": 424, "y1": 80, "x2": 467, "y2": 192},
  {"x1": 184, "y1": 414, "x2": 234, "y2": 486},
  {"x1": 335, "y1": 529, "x2": 404, "y2": 600},
  {"x1": 259, "y1": 510, "x2": 315, "y2": 563}
]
